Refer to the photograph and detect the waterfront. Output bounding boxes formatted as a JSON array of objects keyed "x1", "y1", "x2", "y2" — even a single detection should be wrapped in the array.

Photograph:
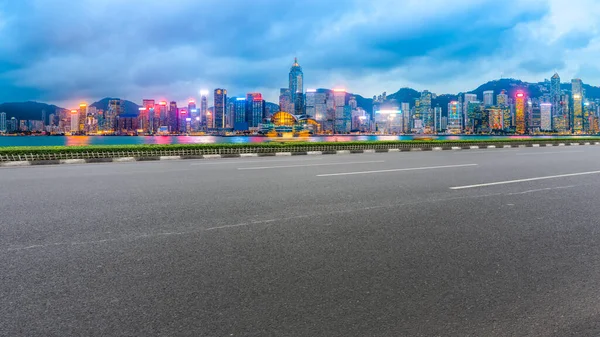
[{"x1": 1, "y1": 134, "x2": 599, "y2": 147}]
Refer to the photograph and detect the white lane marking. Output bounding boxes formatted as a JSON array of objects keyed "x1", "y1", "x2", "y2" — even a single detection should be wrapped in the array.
[
  {"x1": 450, "y1": 170, "x2": 600, "y2": 190},
  {"x1": 190, "y1": 157, "x2": 323, "y2": 166},
  {"x1": 507, "y1": 185, "x2": 576, "y2": 195},
  {"x1": 317, "y1": 163, "x2": 478, "y2": 177},
  {"x1": 515, "y1": 150, "x2": 585, "y2": 156},
  {"x1": 238, "y1": 160, "x2": 385, "y2": 170},
  {"x1": 59, "y1": 159, "x2": 86, "y2": 165}
]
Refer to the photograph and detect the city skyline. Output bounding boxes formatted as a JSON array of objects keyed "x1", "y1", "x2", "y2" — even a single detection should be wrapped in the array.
[{"x1": 1, "y1": 0, "x2": 600, "y2": 108}]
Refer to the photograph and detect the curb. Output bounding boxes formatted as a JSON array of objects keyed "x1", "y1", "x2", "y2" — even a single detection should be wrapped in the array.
[{"x1": 2, "y1": 142, "x2": 600, "y2": 168}]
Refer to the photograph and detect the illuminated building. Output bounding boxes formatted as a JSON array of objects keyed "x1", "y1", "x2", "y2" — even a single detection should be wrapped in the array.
[
  {"x1": 572, "y1": 79, "x2": 583, "y2": 132},
  {"x1": 103, "y1": 99, "x2": 122, "y2": 132},
  {"x1": 540, "y1": 103, "x2": 552, "y2": 131},
  {"x1": 214, "y1": 88, "x2": 227, "y2": 129},
  {"x1": 529, "y1": 101, "x2": 541, "y2": 133},
  {"x1": 200, "y1": 91, "x2": 209, "y2": 128},
  {"x1": 156, "y1": 101, "x2": 168, "y2": 129},
  {"x1": 463, "y1": 93, "x2": 477, "y2": 127},
  {"x1": 70, "y1": 110, "x2": 79, "y2": 133},
  {"x1": 419, "y1": 90, "x2": 433, "y2": 131},
  {"x1": 550, "y1": 73, "x2": 561, "y2": 130},
  {"x1": 116, "y1": 114, "x2": 139, "y2": 134},
  {"x1": 78, "y1": 103, "x2": 87, "y2": 132},
  {"x1": 0, "y1": 112, "x2": 6, "y2": 132},
  {"x1": 234, "y1": 98, "x2": 247, "y2": 126},
  {"x1": 305, "y1": 89, "x2": 330, "y2": 132},
  {"x1": 515, "y1": 92, "x2": 526, "y2": 134},
  {"x1": 333, "y1": 89, "x2": 350, "y2": 133},
  {"x1": 497, "y1": 90, "x2": 508, "y2": 107},
  {"x1": 447, "y1": 101, "x2": 462, "y2": 134},
  {"x1": 466, "y1": 101, "x2": 482, "y2": 133},
  {"x1": 168, "y1": 101, "x2": 178, "y2": 132},
  {"x1": 401, "y1": 102, "x2": 410, "y2": 133},
  {"x1": 246, "y1": 93, "x2": 265, "y2": 128},
  {"x1": 487, "y1": 107, "x2": 504, "y2": 130},
  {"x1": 279, "y1": 88, "x2": 292, "y2": 113},
  {"x1": 140, "y1": 99, "x2": 154, "y2": 133},
  {"x1": 188, "y1": 100, "x2": 198, "y2": 131},
  {"x1": 260, "y1": 111, "x2": 319, "y2": 134},
  {"x1": 7, "y1": 117, "x2": 17, "y2": 132},
  {"x1": 483, "y1": 90, "x2": 494, "y2": 106},
  {"x1": 289, "y1": 58, "x2": 304, "y2": 115},
  {"x1": 434, "y1": 107, "x2": 443, "y2": 132},
  {"x1": 178, "y1": 109, "x2": 188, "y2": 133},
  {"x1": 41, "y1": 110, "x2": 46, "y2": 128}
]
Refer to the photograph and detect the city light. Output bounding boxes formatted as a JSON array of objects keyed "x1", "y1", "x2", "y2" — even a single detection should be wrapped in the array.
[
  {"x1": 191, "y1": 109, "x2": 198, "y2": 113},
  {"x1": 333, "y1": 89, "x2": 346, "y2": 92},
  {"x1": 516, "y1": 93, "x2": 524, "y2": 98},
  {"x1": 70, "y1": 110, "x2": 77, "y2": 113},
  {"x1": 79, "y1": 103, "x2": 87, "y2": 107},
  {"x1": 236, "y1": 97, "x2": 246, "y2": 101},
  {"x1": 188, "y1": 99, "x2": 195, "y2": 104},
  {"x1": 574, "y1": 94, "x2": 582, "y2": 99},
  {"x1": 138, "y1": 107, "x2": 147, "y2": 111},
  {"x1": 159, "y1": 101, "x2": 167, "y2": 106},
  {"x1": 185, "y1": 118, "x2": 192, "y2": 122},
  {"x1": 376, "y1": 110, "x2": 401, "y2": 114},
  {"x1": 195, "y1": 117, "x2": 200, "y2": 121},
  {"x1": 306, "y1": 89, "x2": 316, "y2": 93},
  {"x1": 200, "y1": 90, "x2": 209, "y2": 96}
]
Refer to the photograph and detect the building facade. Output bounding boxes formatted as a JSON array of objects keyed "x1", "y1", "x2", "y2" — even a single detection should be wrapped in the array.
[{"x1": 214, "y1": 88, "x2": 227, "y2": 129}]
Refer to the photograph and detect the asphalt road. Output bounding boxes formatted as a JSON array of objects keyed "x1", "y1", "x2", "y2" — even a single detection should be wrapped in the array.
[{"x1": 2, "y1": 146, "x2": 600, "y2": 336}]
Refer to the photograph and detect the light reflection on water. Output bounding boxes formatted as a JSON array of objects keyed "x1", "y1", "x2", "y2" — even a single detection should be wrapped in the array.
[{"x1": 1, "y1": 134, "x2": 597, "y2": 147}]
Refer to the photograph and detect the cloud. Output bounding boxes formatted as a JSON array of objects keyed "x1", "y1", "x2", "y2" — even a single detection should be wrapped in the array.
[{"x1": 0, "y1": 0, "x2": 599, "y2": 107}]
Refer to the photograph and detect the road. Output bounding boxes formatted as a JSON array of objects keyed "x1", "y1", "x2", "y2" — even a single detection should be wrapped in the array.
[{"x1": 2, "y1": 146, "x2": 600, "y2": 336}]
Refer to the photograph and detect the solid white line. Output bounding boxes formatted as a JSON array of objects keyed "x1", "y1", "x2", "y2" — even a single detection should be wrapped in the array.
[
  {"x1": 240, "y1": 153, "x2": 258, "y2": 157},
  {"x1": 515, "y1": 150, "x2": 585, "y2": 156},
  {"x1": 159, "y1": 156, "x2": 181, "y2": 160},
  {"x1": 317, "y1": 163, "x2": 478, "y2": 177},
  {"x1": 113, "y1": 157, "x2": 136, "y2": 162},
  {"x1": 1, "y1": 161, "x2": 32, "y2": 167},
  {"x1": 203, "y1": 154, "x2": 222, "y2": 159},
  {"x1": 450, "y1": 170, "x2": 600, "y2": 190},
  {"x1": 190, "y1": 157, "x2": 323, "y2": 166},
  {"x1": 275, "y1": 152, "x2": 292, "y2": 156},
  {"x1": 59, "y1": 159, "x2": 86, "y2": 165},
  {"x1": 238, "y1": 160, "x2": 385, "y2": 170}
]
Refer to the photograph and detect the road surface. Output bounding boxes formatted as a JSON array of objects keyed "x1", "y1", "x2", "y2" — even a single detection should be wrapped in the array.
[{"x1": 2, "y1": 146, "x2": 600, "y2": 336}]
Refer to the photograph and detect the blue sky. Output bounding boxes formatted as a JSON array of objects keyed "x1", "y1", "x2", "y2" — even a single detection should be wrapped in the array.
[{"x1": 0, "y1": 0, "x2": 599, "y2": 108}]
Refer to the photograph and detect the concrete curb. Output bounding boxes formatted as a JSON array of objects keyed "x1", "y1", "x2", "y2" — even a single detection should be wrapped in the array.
[{"x1": 2, "y1": 142, "x2": 599, "y2": 168}]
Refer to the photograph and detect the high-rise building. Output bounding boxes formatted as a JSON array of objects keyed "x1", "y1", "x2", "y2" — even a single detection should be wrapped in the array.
[
  {"x1": 78, "y1": 103, "x2": 87, "y2": 132},
  {"x1": 419, "y1": 90, "x2": 433, "y2": 130},
  {"x1": 550, "y1": 73, "x2": 561, "y2": 130},
  {"x1": 434, "y1": 107, "x2": 443, "y2": 132},
  {"x1": 233, "y1": 98, "x2": 247, "y2": 126},
  {"x1": 447, "y1": 101, "x2": 462, "y2": 134},
  {"x1": 401, "y1": 102, "x2": 410, "y2": 133},
  {"x1": 0, "y1": 112, "x2": 6, "y2": 132},
  {"x1": 156, "y1": 101, "x2": 168, "y2": 129},
  {"x1": 463, "y1": 93, "x2": 477, "y2": 127},
  {"x1": 515, "y1": 92, "x2": 526, "y2": 134},
  {"x1": 168, "y1": 101, "x2": 178, "y2": 132},
  {"x1": 246, "y1": 93, "x2": 265, "y2": 128},
  {"x1": 178, "y1": 108, "x2": 189, "y2": 133},
  {"x1": 572, "y1": 78, "x2": 584, "y2": 133},
  {"x1": 466, "y1": 101, "x2": 482, "y2": 133},
  {"x1": 497, "y1": 90, "x2": 508, "y2": 107},
  {"x1": 541, "y1": 103, "x2": 552, "y2": 131},
  {"x1": 279, "y1": 88, "x2": 292, "y2": 113},
  {"x1": 214, "y1": 89, "x2": 227, "y2": 129},
  {"x1": 483, "y1": 91, "x2": 494, "y2": 106},
  {"x1": 70, "y1": 110, "x2": 79, "y2": 133},
  {"x1": 333, "y1": 89, "x2": 350, "y2": 133},
  {"x1": 199, "y1": 91, "x2": 209, "y2": 128},
  {"x1": 289, "y1": 58, "x2": 304, "y2": 115},
  {"x1": 41, "y1": 110, "x2": 46, "y2": 128},
  {"x1": 141, "y1": 99, "x2": 155, "y2": 133}
]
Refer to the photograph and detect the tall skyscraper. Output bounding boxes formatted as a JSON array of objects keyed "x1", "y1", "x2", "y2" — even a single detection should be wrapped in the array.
[
  {"x1": 78, "y1": 103, "x2": 87, "y2": 132},
  {"x1": 279, "y1": 88, "x2": 292, "y2": 113},
  {"x1": 572, "y1": 78, "x2": 583, "y2": 133},
  {"x1": 540, "y1": 103, "x2": 552, "y2": 131},
  {"x1": 214, "y1": 88, "x2": 227, "y2": 129},
  {"x1": 447, "y1": 101, "x2": 462, "y2": 134},
  {"x1": 419, "y1": 90, "x2": 433, "y2": 130},
  {"x1": 141, "y1": 99, "x2": 155, "y2": 133},
  {"x1": 168, "y1": 101, "x2": 178, "y2": 132},
  {"x1": 463, "y1": 93, "x2": 477, "y2": 127},
  {"x1": 156, "y1": 101, "x2": 168, "y2": 128},
  {"x1": 70, "y1": 110, "x2": 79, "y2": 133},
  {"x1": 483, "y1": 91, "x2": 494, "y2": 106},
  {"x1": 515, "y1": 92, "x2": 526, "y2": 134},
  {"x1": 246, "y1": 93, "x2": 265, "y2": 128},
  {"x1": 401, "y1": 102, "x2": 410, "y2": 133},
  {"x1": 434, "y1": 107, "x2": 443, "y2": 132},
  {"x1": 550, "y1": 73, "x2": 561, "y2": 130},
  {"x1": 0, "y1": 112, "x2": 6, "y2": 132},
  {"x1": 289, "y1": 58, "x2": 304, "y2": 115},
  {"x1": 233, "y1": 98, "x2": 247, "y2": 126},
  {"x1": 333, "y1": 89, "x2": 350, "y2": 133},
  {"x1": 200, "y1": 91, "x2": 209, "y2": 128}
]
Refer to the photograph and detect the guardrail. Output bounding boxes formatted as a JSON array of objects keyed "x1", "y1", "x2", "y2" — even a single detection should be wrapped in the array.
[{"x1": 1, "y1": 140, "x2": 598, "y2": 162}]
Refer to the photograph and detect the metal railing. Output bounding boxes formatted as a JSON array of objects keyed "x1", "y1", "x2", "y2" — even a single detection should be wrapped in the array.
[{"x1": 0, "y1": 140, "x2": 594, "y2": 162}]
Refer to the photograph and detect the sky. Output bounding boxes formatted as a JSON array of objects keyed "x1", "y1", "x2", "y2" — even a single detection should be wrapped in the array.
[{"x1": 1, "y1": 0, "x2": 599, "y2": 108}]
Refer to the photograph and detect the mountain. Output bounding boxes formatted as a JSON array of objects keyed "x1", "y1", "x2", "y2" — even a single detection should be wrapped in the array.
[
  {"x1": 90, "y1": 98, "x2": 140, "y2": 116},
  {"x1": 353, "y1": 94, "x2": 373, "y2": 114},
  {"x1": 387, "y1": 87, "x2": 421, "y2": 103},
  {"x1": 468, "y1": 78, "x2": 543, "y2": 99},
  {"x1": 0, "y1": 101, "x2": 65, "y2": 124}
]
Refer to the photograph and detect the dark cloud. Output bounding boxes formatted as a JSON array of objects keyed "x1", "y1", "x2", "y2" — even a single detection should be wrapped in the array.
[{"x1": 0, "y1": 0, "x2": 592, "y2": 106}]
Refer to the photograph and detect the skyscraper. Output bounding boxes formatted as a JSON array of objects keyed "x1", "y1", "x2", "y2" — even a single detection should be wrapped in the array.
[
  {"x1": 200, "y1": 91, "x2": 209, "y2": 128},
  {"x1": 463, "y1": 94, "x2": 477, "y2": 127},
  {"x1": 78, "y1": 103, "x2": 87, "y2": 132},
  {"x1": 419, "y1": 90, "x2": 433, "y2": 130},
  {"x1": 447, "y1": 101, "x2": 462, "y2": 134},
  {"x1": 246, "y1": 93, "x2": 265, "y2": 128},
  {"x1": 168, "y1": 101, "x2": 178, "y2": 132},
  {"x1": 333, "y1": 89, "x2": 350, "y2": 133},
  {"x1": 401, "y1": 102, "x2": 410, "y2": 133},
  {"x1": 434, "y1": 107, "x2": 443, "y2": 132},
  {"x1": 515, "y1": 92, "x2": 526, "y2": 134},
  {"x1": 0, "y1": 112, "x2": 6, "y2": 132},
  {"x1": 572, "y1": 78, "x2": 583, "y2": 133},
  {"x1": 41, "y1": 110, "x2": 46, "y2": 128},
  {"x1": 214, "y1": 88, "x2": 227, "y2": 129},
  {"x1": 289, "y1": 58, "x2": 304, "y2": 115},
  {"x1": 70, "y1": 110, "x2": 79, "y2": 133},
  {"x1": 483, "y1": 91, "x2": 494, "y2": 106},
  {"x1": 541, "y1": 103, "x2": 552, "y2": 131},
  {"x1": 234, "y1": 98, "x2": 247, "y2": 126},
  {"x1": 279, "y1": 88, "x2": 292, "y2": 113},
  {"x1": 550, "y1": 73, "x2": 561, "y2": 130},
  {"x1": 141, "y1": 99, "x2": 155, "y2": 133}
]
